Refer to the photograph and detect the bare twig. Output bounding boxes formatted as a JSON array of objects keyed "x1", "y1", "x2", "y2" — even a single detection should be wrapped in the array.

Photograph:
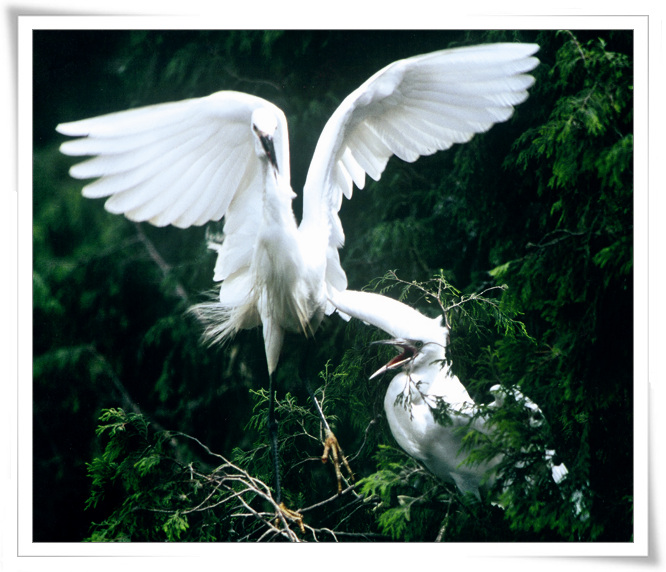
[
  {"x1": 161, "y1": 430, "x2": 371, "y2": 541},
  {"x1": 385, "y1": 270, "x2": 507, "y2": 322},
  {"x1": 526, "y1": 228, "x2": 586, "y2": 250},
  {"x1": 435, "y1": 497, "x2": 454, "y2": 542},
  {"x1": 133, "y1": 222, "x2": 190, "y2": 303},
  {"x1": 564, "y1": 30, "x2": 587, "y2": 63},
  {"x1": 222, "y1": 65, "x2": 283, "y2": 93}
]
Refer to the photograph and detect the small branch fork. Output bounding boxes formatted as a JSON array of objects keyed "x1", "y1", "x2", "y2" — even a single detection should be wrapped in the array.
[
  {"x1": 133, "y1": 222, "x2": 191, "y2": 303},
  {"x1": 305, "y1": 380, "x2": 355, "y2": 494},
  {"x1": 151, "y1": 430, "x2": 375, "y2": 542},
  {"x1": 384, "y1": 271, "x2": 512, "y2": 339},
  {"x1": 385, "y1": 270, "x2": 504, "y2": 316}
]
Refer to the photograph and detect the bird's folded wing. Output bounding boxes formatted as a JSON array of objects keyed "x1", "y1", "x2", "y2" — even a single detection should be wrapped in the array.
[
  {"x1": 301, "y1": 42, "x2": 539, "y2": 272},
  {"x1": 57, "y1": 91, "x2": 290, "y2": 231}
]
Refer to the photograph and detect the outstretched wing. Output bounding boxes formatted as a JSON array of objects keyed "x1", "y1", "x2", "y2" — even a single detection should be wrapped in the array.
[
  {"x1": 57, "y1": 90, "x2": 290, "y2": 231},
  {"x1": 301, "y1": 42, "x2": 539, "y2": 288},
  {"x1": 330, "y1": 289, "x2": 444, "y2": 341}
]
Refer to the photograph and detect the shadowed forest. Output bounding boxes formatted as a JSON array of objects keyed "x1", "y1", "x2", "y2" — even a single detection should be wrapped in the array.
[{"x1": 33, "y1": 29, "x2": 633, "y2": 542}]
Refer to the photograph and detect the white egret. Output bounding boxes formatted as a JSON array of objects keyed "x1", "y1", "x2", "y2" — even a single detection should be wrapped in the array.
[
  {"x1": 56, "y1": 42, "x2": 539, "y2": 515},
  {"x1": 331, "y1": 289, "x2": 585, "y2": 515}
]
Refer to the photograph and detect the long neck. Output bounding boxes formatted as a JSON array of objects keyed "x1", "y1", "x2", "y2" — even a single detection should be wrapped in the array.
[
  {"x1": 412, "y1": 340, "x2": 446, "y2": 372},
  {"x1": 405, "y1": 350, "x2": 440, "y2": 393},
  {"x1": 415, "y1": 346, "x2": 475, "y2": 407},
  {"x1": 262, "y1": 161, "x2": 297, "y2": 230}
]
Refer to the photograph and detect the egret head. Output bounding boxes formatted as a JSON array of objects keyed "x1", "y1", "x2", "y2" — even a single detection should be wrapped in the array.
[
  {"x1": 369, "y1": 338, "x2": 421, "y2": 380},
  {"x1": 369, "y1": 330, "x2": 448, "y2": 380},
  {"x1": 251, "y1": 107, "x2": 279, "y2": 171}
]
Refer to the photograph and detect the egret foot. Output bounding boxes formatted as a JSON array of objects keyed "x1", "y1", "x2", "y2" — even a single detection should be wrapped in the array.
[
  {"x1": 276, "y1": 502, "x2": 305, "y2": 533},
  {"x1": 321, "y1": 430, "x2": 354, "y2": 494}
]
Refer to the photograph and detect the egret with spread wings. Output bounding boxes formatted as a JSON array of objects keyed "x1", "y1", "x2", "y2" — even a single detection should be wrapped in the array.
[{"x1": 57, "y1": 42, "x2": 539, "y2": 520}]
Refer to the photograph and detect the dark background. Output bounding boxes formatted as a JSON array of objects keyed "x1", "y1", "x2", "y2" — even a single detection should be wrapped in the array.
[{"x1": 33, "y1": 29, "x2": 633, "y2": 542}]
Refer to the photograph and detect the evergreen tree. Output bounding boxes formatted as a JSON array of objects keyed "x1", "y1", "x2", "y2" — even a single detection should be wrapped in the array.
[{"x1": 33, "y1": 29, "x2": 633, "y2": 541}]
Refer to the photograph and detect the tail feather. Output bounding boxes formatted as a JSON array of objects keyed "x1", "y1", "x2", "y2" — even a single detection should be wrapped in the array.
[{"x1": 189, "y1": 290, "x2": 260, "y2": 347}]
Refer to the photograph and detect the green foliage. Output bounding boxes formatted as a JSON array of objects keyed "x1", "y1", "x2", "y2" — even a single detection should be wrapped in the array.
[
  {"x1": 86, "y1": 408, "x2": 194, "y2": 541},
  {"x1": 496, "y1": 31, "x2": 633, "y2": 541},
  {"x1": 350, "y1": 273, "x2": 594, "y2": 541},
  {"x1": 84, "y1": 400, "x2": 379, "y2": 542},
  {"x1": 85, "y1": 407, "x2": 273, "y2": 541},
  {"x1": 358, "y1": 445, "x2": 514, "y2": 542},
  {"x1": 358, "y1": 446, "x2": 444, "y2": 541},
  {"x1": 34, "y1": 29, "x2": 633, "y2": 542}
]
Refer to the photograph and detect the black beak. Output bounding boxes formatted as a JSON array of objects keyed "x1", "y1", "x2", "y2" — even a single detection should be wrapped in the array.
[{"x1": 260, "y1": 134, "x2": 279, "y2": 173}]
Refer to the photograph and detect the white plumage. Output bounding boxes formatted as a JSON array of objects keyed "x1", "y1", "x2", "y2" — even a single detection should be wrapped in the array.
[
  {"x1": 331, "y1": 289, "x2": 577, "y2": 504},
  {"x1": 57, "y1": 43, "x2": 539, "y2": 377}
]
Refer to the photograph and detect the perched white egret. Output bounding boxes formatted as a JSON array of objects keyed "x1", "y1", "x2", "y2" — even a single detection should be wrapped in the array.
[
  {"x1": 56, "y1": 43, "x2": 539, "y2": 511},
  {"x1": 331, "y1": 289, "x2": 585, "y2": 515}
]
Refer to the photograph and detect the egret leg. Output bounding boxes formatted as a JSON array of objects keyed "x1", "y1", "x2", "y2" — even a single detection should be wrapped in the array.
[
  {"x1": 267, "y1": 371, "x2": 282, "y2": 504},
  {"x1": 268, "y1": 372, "x2": 305, "y2": 533}
]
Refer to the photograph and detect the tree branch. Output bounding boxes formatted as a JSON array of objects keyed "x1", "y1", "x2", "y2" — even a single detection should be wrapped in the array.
[{"x1": 133, "y1": 222, "x2": 191, "y2": 303}]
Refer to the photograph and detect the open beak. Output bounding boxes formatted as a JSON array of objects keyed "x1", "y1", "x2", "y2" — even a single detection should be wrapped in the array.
[{"x1": 369, "y1": 338, "x2": 418, "y2": 380}]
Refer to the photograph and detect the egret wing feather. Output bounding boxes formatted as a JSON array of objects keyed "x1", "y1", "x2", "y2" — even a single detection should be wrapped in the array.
[
  {"x1": 58, "y1": 91, "x2": 292, "y2": 324},
  {"x1": 57, "y1": 91, "x2": 289, "y2": 229},
  {"x1": 330, "y1": 289, "x2": 443, "y2": 341},
  {"x1": 56, "y1": 98, "x2": 200, "y2": 137},
  {"x1": 105, "y1": 128, "x2": 228, "y2": 224},
  {"x1": 301, "y1": 43, "x2": 539, "y2": 294}
]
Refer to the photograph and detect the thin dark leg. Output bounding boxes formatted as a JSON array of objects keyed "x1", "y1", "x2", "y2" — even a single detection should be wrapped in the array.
[{"x1": 267, "y1": 371, "x2": 282, "y2": 505}]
